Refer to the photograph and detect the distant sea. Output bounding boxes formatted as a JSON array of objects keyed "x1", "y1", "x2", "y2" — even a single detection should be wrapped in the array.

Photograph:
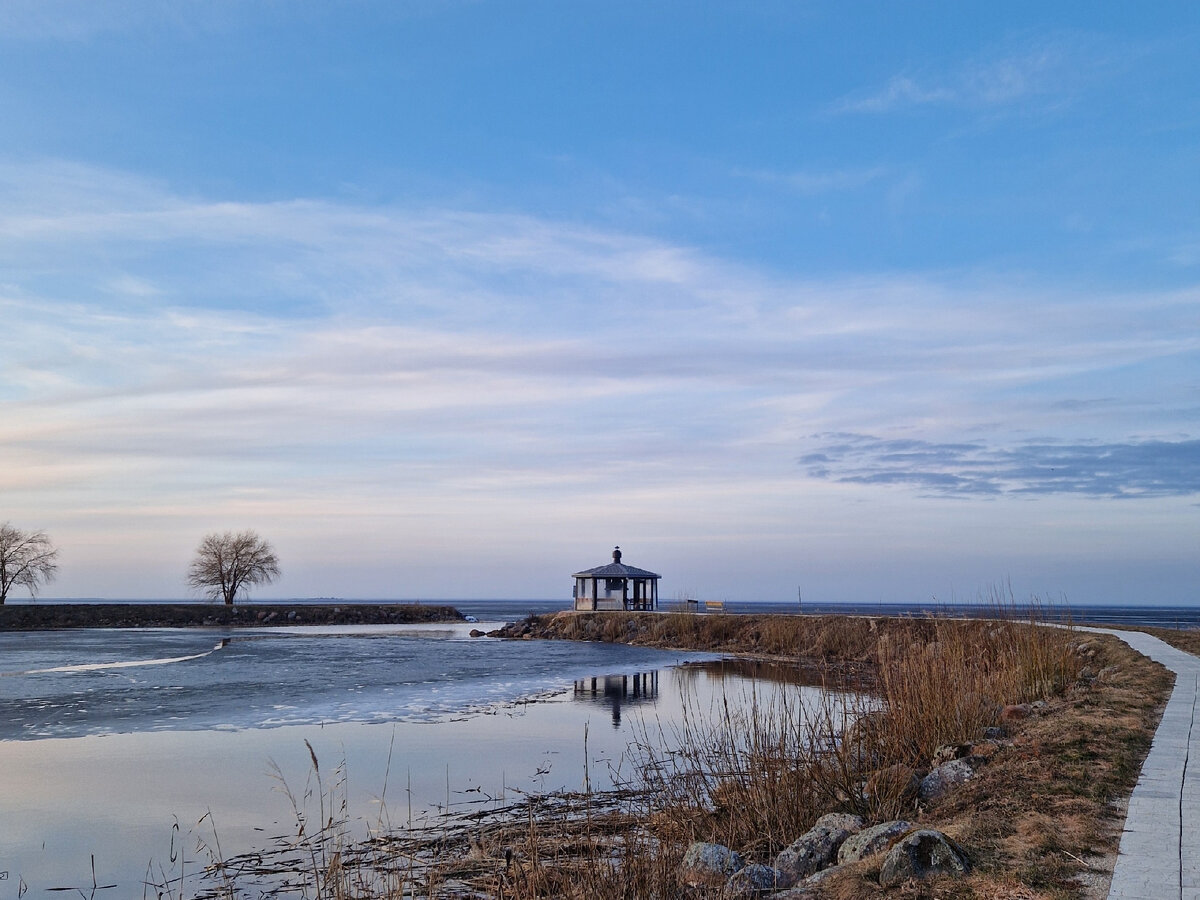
[{"x1": 18, "y1": 596, "x2": 1200, "y2": 629}]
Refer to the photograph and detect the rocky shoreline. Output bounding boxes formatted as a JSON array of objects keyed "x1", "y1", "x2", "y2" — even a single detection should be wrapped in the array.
[{"x1": 0, "y1": 602, "x2": 465, "y2": 630}]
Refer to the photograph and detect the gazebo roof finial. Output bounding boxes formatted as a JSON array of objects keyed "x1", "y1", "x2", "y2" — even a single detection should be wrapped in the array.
[{"x1": 612, "y1": 545, "x2": 622, "y2": 563}]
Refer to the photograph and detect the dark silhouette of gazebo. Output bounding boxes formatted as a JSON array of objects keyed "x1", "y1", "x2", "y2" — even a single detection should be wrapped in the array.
[
  {"x1": 573, "y1": 671, "x2": 660, "y2": 727},
  {"x1": 572, "y1": 546, "x2": 660, "y2": 611}
]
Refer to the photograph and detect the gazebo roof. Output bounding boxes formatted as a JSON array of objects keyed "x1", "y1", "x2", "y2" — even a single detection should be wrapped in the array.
[{"x1": 573, "y1": 546, "x2": 660, "y2": 580}]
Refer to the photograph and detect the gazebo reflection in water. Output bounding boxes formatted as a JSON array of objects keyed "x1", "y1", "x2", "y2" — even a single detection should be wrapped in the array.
[{"x1": 572, "y1": 671, "x2": 659, "y2": 727}]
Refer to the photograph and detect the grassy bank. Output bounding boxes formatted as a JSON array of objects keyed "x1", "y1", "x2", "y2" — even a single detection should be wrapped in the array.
[
  {"x1": 174, "y1": 611, "x2": 1172, "y2": 899},
  {"x1": 483, "y1": 611, "x2": 1169, "y2": 898}
]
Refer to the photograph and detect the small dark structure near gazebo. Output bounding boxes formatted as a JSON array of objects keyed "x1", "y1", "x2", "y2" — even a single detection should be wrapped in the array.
[{"x1": 572, "y1": 546, "x2": 660, "y2": 611}]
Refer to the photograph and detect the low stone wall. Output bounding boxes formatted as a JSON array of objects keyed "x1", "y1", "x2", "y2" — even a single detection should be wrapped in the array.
[{"x1": 0, "y1": 602, "x2": 464, "y2": 630}]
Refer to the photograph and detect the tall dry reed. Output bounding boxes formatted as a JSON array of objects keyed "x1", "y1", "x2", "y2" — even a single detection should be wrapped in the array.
[{"x1": 618, "y1": 603, "x2": 1084, "y2": 867}]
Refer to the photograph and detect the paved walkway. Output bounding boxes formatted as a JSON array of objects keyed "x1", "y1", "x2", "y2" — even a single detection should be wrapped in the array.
[{"x1": 1082, "y1": 627, "x2": 1200, "y2": 900}]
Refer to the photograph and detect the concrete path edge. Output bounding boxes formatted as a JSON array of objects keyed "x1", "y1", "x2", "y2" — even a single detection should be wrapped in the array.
[{"x1": 1079, "y1": 627, "x2": 1200, "y2": 900}]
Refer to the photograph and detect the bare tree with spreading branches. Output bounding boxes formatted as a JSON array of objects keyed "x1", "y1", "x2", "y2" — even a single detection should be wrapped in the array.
[
  {"x1": 0, "y1": 522, "x2": 60, "y2": 604},
  {"x1": 187, "y1": 530, "x2": 280, "y2": 605}
]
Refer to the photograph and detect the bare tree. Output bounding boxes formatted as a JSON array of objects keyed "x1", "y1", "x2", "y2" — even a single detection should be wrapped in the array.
[
  {"x1": 0, "y1": 522, "x2": 60, "y2": 604},
  {"x1": 187, "y1": 530, "x2": 280, "y2": 605}
]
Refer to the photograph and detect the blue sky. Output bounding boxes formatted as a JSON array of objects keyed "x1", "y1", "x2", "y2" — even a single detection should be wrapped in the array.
[{"x1": 1, "y1": 1, "x2": 1197, "y2": 604}]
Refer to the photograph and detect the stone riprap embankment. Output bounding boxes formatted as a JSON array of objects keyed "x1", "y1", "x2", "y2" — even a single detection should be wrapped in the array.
[
  {"x1": 681, "y1": 814, "x2": 970, "y2": 896},
  {"x1": 0, "y1": 603, "x2": 464, "y2": 630}
]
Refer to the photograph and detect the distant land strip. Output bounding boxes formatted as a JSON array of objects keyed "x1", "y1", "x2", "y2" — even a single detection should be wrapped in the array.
[{"x1": 0, "y1": 603, "x2": 465, "y2": 630}]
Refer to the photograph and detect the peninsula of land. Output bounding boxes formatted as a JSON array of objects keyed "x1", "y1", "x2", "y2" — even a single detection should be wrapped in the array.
[{"x1": 0, "y1": 602, "x2": 465, "y2": 630}]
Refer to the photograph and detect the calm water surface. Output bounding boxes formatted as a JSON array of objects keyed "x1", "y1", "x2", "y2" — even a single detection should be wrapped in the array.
[{"x1": 0, "y1": 619, "x2": 825, "y2": 898}]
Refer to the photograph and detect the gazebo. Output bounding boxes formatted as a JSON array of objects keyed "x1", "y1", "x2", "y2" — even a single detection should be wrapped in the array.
[{"x1": 572, "y1": 546, "x2": 660, "y2": 611}]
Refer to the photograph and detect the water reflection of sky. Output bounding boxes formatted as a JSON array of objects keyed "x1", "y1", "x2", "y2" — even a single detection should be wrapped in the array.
[{"x1": 0, "y1": 627, "x2": 837, "y2": 898}]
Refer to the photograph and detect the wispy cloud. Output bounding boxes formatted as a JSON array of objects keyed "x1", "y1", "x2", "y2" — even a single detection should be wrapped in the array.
[
  {"x1": 835, "y1": 76, "x2": 955, "y2": 114},
  {"x1": 802, "y1": 434, "x2": 1200, "y2": 498},
  {"x1": 4, "y1": 161, "x2": 1198, "y2": 443},
  {"x1": 833, "y1": 34, "x2": 1104, "y2": 115}
]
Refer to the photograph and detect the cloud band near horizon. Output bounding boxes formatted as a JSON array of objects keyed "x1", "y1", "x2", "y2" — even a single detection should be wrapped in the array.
[{"x1": 802, "y1": 434, "x2": 1200, "y2": 498}]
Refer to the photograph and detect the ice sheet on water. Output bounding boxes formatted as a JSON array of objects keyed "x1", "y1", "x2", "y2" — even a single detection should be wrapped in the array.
[
  {"x1": 4, "y1": 638, "x2": 230, "y2": 675},
  {"x1": 0, "y1": 625, "x2": 706, "y2": 740}
]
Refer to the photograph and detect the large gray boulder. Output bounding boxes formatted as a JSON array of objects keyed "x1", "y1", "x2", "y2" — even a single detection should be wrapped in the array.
[
  {"x1": 680, "y1": 841, "x2": 745, "y2": 887},
  {"x1": 801, "y1": 864, "x2": 845, "y2": 887},
  {"x1": 878, "y1": 829, "x2": 969, "y2": 887},
  {"x1": 767, "y1": 864, "x2": 846, "y2": 899},
  {"x1": 774, "y1": 813, "x2": 863, "y2": 886},
  {"x1": 918, "y1": 757, "x2": 974, "y2": 802},
  {"x1": 727, "y1": 863, "x2": 784, "y2": 896},
  {"x1": 837, "y1": 819, "x2": 916, "y2": 864}
]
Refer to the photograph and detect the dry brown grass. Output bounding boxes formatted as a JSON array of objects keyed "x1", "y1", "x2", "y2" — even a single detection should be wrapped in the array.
[
  {"x1": 915, "y1": 633, "x2": 1171, "y2": 899},
  {"x1": 169, "y1": 611, "x2": 1172, "y2": 899},
  {"x1": 537, "y1": 609, "x2": 901, "y2": 664},
  {"x1": 474, "y1": 611, "x2": 1168, "y2": 900},
  {"x1": 873, "y1": 617, "x2": 1081, "y2": 765}
]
